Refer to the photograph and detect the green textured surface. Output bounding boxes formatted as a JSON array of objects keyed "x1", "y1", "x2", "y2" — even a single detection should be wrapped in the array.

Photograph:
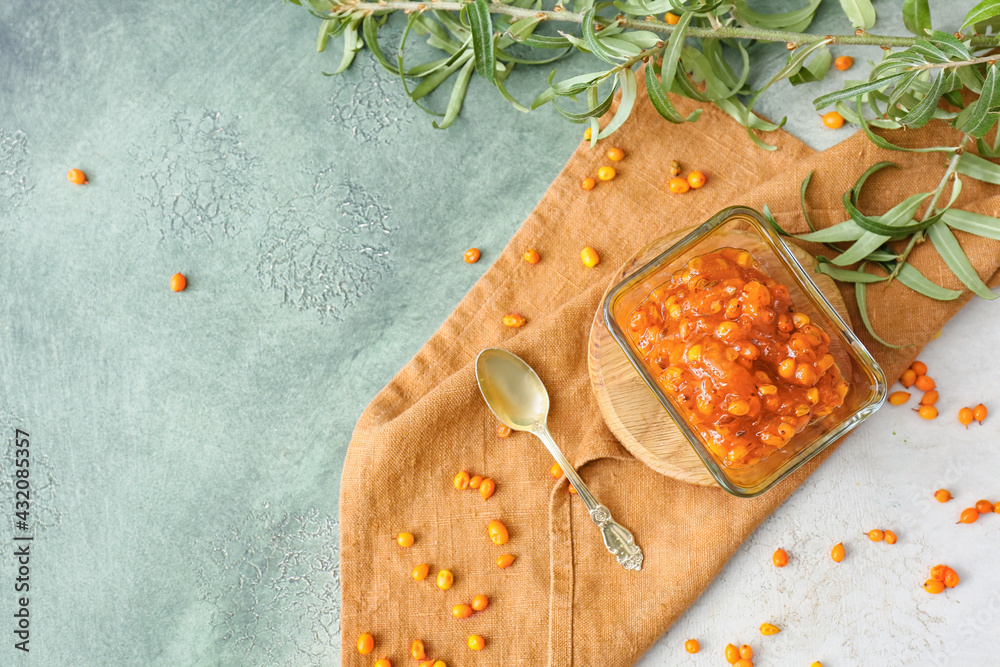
[{"x1": 0, "y1": 1, "x2": 973, "y2": 665}]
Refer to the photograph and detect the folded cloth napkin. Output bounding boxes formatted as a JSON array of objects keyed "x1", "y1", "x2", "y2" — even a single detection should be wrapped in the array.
[{"x1": 340, "y1": 68, "x2": 1000, "y2": 665}]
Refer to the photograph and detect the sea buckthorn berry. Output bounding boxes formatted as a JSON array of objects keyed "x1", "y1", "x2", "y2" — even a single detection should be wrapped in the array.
[
  {"x1": 396, "y1": 532, "x2": 415, "y2": 548},
  {"x1": 419, "y1": 661, "x2": 434, "y2": 667},
  {"x1": 488, "y1": 520, "x2": 509, "y2": 546},
  {"x1": 687, "y1": 171, "x2": 706, "y2": 189},
  {"x1": 760, "y1": 622, "x2": 781, "y2": 635},
  {"x1": 834, "y1": 55, "x2": 854, "y2": 70},
  {"x1": 959, "y1": 407, "x2": 974, "y2": 427},
  {"x1": 920, "y1": 390, "x2": 939, "y2": 406},
  {"x1": 734, "y1": 660, "x2": 752, "y2": 667},
  {"x1": 725, "y1": 643, "x2": 740, "y2": 664},
  {"x1": 930, "y1": 564, "x2": 946, "y2": 581},
  {"x1": 664, "y1": 12, "x2": 680, "y2": 24},
  {"x1": 974, "y1": 403, "x2": 988, "y2": 423},
  {"x1": 739, "y1": 644, "x2": 753, "y2": 660},
  {"x1": 943, "y1": 566, "x2": 960, "y2": 588},
  {"x1": 357, "y1": 632, "x2": 375, "y2": 654},
  {"x1": 67, "y1": 168, "x2": 88, "y2": 185},
  {"x1": 976, "y1": 499, "x2": 994, "y2": 514},
  {"x1": 772, "y1": 548, "x2": 788, "y2": 567},
  {"x1": 497, "y1": 423, "x2": 511, "y2": 438},
  {"x1": 914, "y1": 375, "x2": 935, "y2": 391},
  {"x1": 910, "y1": 360, "x2": 927, "y2": 375},
  {"x1": 468, "y1": 634, "x2": 485, "y2": 651},
  {"x1": 502, "y1": 314, "x2": 526, "y2": 328},
  {"x1": 454, "y1": 470, "x2": 471, "y2": 491},
  {"x1": 584, "y1": 127, "x2": 592, "y2": 141},
  {"x1": 464, "y1": 248, "x2": 481, "y2": 264},
  {"x1": 472, "y1": 594, "x2": 489, "y2": 611},
  {"x1": 888, "y1": 391, "x2": 910, "y2": 406},
  {"x1": 496, "y1": 553, "x2": 515, "y2": 568},
  {"x1": 924, "y1": 579, "x2": 945, "y2": 594},
  {"x1": 597, "y1": 166, "x2": 616, "y2": 181},
  {"x1": 581, "y1": 247, "x2": 600, "y2": 268},
  {"x1": 412, "y1": 563, "x2": 430, "y2": 581},
  {"x1": 550, "y1": 463, "x2": 563, "y2": 479},
  {"x1": 469, "y1": 475, "x2": 483, "y2": 489},
  {"x1": 607, "y1": 147, "x2": 625, "y2": 161},
  {"x1": 811, "y1": 663, "x2": 824, "y2": 667},
  {"x1": 523, "y1": 248, "x2": 540, "y2": 264},
  {"x1": 917, "y1": 405, "x2": 938, "y2": 420},
  {"x1": 684, "y1": 639, "x2": 700, "y2": 654},
  {"x1": 581, "y1": 177, "x2": 596, "y2": 190},
  {"x1": 411, "y1": 640, "x2": 427, "y2": 660},
  {"x1": 900, "y1": 369, "x2": 917, "y2": 388},
  {"x1": 995, "y1": 501, "x2": 1000, "y2": 514},
  {"x1": 170, "y1": 273, "x2": 187, "y2": 292},
  {"x1": 867, "y1": 529, "x2": 884, "y2": 542},
  {"x1": 822, "y1": 111, "x2": 845, "y2": 129},
  {"x1": 568, "y1": 485, "x2": 577, "y2": 494},
  {"x1": 452, "y1": 604, "x2": 473, "y2": 619},
  {"x1": 884, "y1": 530, "x2": 897, "y2": 545},
  {"x1": 375, "y1": 659, "x2": 392, "y2": 667},
  {"x1": 668, "y1": 177, "x2": 690, "y2": 194},
  {"x1": 934, "y1": 489, "x2": 952, "y2": 503},
  {"x1": 432, "y1": 662, "x2": 446, "y2": 667},
  {"x1": 831, "y1": 542, "x2": 845, "y2": 562},
  {"x1": 436, "y1": 569, "x2": 454, "y2": 590},
  {"x1": 479, "y1": 478, "x2": 496, "y2": 501},
  {"x1": 959, "y1": 508, "x2": 979, "y2": 524}
]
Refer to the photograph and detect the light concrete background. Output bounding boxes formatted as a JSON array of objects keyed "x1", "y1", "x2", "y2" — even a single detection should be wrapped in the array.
[{"x1": 0, "y1": 1, "x2": 996, "y2": 665}]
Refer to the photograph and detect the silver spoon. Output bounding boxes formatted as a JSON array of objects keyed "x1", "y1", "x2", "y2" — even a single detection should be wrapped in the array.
[{"x1": 475, "y1": 347, "x2": 643, "y2": 571}]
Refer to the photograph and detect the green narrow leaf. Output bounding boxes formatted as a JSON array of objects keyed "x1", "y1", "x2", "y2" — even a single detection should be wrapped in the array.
[
  {"x1": 854, "y1": 97, "x2": 958, "y2": 153},
  {"x1": 326, "y1": 18, "x2": 363, "y2": 75},
  {"x1": 433, "y1": 58, "x2": 476, "y2": 129},
  {"x1": 894, "y1": 262, "x2": 964, "y2": 300},
  {"x1": 833, "y1": 192, "x2": 929, "y2": 266},
  {"x1": 956, "y1": 151, "x2": 1000, "y2": 184},
  {"x1": 410, "y1": 50, "x2": 474, "y2": 102},
  {"x1": 732, "y1": 0, "x2": 820, "y2": 31},
  {"x1": 761, "y1": 204, "x2": 792, "y2": 236},
  {"x1": 363, "y1": 15, "x2": 400, "y2": 74},
  {"x1": 554, "y1": 83, "x2": 616, "y2": 122},
  {"x1": 645, "y1": 12, "x2": 701, "y2": 124},
  {"x1": 800, "y1": 171, "x2": 816, "y2": 231},
  {"x1": 816, "y1": 261, "x2": 887, "y2": 283},
  {"x1": 962, "y1": 0, "x2": 1000, "y2": 30},
  {"x1": 582, "y1": 8, "x2": 621, "y2": 64},
  {"x1": 941, "y1": 208, "x2": 1000, "y2": 240},
  {"x1": 852, "y1": 161, "x2": 898, "y2": 202},
  {"x1": 843, "y1": 191, "x2": 941, "y2": 237},
  {"x1": 897, "y1": 71, "x2": 947, "y2": 128},
  {"x1": 855, "y1": 264, "x2": 906, "y2": 348},
  {"x1": 813, "y1": 73, "x2": 908, "y2": 110},
  {"x1": 926, "y1": 221, "x2": 999, "y2": 299},
  {"x1": 523, "y1": 34, "x2": 573, "y2": 49},
  {"x1": 796, "y1": 220, "x2": 866, "y2": 243},
  {"x1": 467, "y1": 0, "x2": 496, "y2": 82},
  {"x1": 789, "y1": 46, "x2": 832, "y2": 86},
  {"x1": 598, "y1": 68, "x2": 639, "y2": 138},
  {"x1": 839, "y1": 0, "x2": 876, "y2": 29},
  {"x1": 317, "y1": 19, "x2": 334, "y2": 53},
  {"x1": 902, "y1": 0, "x2": 932, "y2": 35},
  {"x1": 959, "y1": 65, "x2": 1000, "y2": 137}
]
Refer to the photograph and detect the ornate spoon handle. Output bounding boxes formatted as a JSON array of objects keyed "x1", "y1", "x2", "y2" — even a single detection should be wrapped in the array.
[{"x1": 533, "y1": 426, "x2": 644, "y2": 571}]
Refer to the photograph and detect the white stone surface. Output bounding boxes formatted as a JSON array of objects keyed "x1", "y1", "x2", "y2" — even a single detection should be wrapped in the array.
[{"x1": 637, "y1": 295, "x2": 1000, "y2": 666}]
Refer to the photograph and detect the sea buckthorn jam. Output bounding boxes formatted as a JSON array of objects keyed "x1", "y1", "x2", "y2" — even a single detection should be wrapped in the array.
[{"x1": 626, "y1": 248, "x2": 848, "y2": 468}]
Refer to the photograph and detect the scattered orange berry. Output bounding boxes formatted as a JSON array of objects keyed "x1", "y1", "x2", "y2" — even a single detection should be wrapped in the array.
[
  {"x1": 920, "y1": 390, "x2": 939, "y2": 406},
  {"x1": 684, "y1": 639, "x2": 700, "y2": 654},
  {"x1": 523, "y1": 248, "x2": 540, "y2": 264},
  {"x1": 467, "y1": 635, "x2": 485, "y2": 651},
  {"x1": 580, "y1": 247, "x2": 600, "y2": 268},
  {"x1": 472, "y1": 594, "x2": 489, "y2": 611},
  {"x1": 568, "y1": 485, "x2": 577, "y2": 494},
  {"x1": 411, "y1": 640, "x2": 427, "y2": 660},
  {"x1": 867, "y1": 529, "x2": 884, "y2": 542},
  {"x1": 357, "y1": 633, "x2": 375, "y2": 655},
  {"x1": 687, "y1": 171, "x2": 706, "y2": 189},
  {"x1": 976, "y1": 499, "x2": 994, "y2": 514},
  {"x1": 917, "y1": 405, "x2": 938, "y2": 420},
  {"x1": 831, "y1": 542, "x2": 845, "y2": 563},
  {"x1": 974, "y1": 403, "x2": 988, "y2": 423},
  {"x1": 170, "y1": 273, "x2": 187, "y2": 292},
  {"x1": 734, "y1": 660, "x2": 752, "y2": 667},
  {"x1": 914, "y1": 375, "x2": 935, "y2": 391},
  {"x1": 943, "y1": 566, "x2": 960, "y2": 588},
  {"x1": 432, "y1": 662, "x2": 446, "y2": 667},
  {"x1": 581, "y1": 177, "x2": 596, "y2": 190},
  {"x1": 469, "y1": 475, "x2": 483, "y2": 489},
  {"x1": 668, "y1": 177, "x2": 690, "y2": 194},
  {"x1": 584, "y1": 127, "x2": 592, "y2": 141},
  {"x1": 464, "y1": 248, "x2": 481, "y2": 264},
  {"x1": 888, "y1": 391, "x2": 910, "y2": 406},
  {"x1": 811, "y1": 663, "x2": 824, "y2": 667},
  {"x1": 760, "y1": 622, "x2": 781, "y2": 635},
  {"x1": 934, "y1": 488, "x2": 952, "y2": 503},
  {"x1": 488, "y1": 519, "x2": 509, "y2": 546},
  {"x1": 454, "y1": 470, "x2": 471, "y2": 491},
  {"x1": 502, "y1": 314, "x2": 526, "y2": 328},
  {"x1": 549, "y1": 463, "x2": 563, "y2": 479},
  {"x1": 436, "y1": 569, "x2": 454, "y2": 590},
  {"x1": 910, "y1": 360, "x2": 927, "y2": 375},
  {"x1": 822, "y1": 111, "x2": 845, "y2": 129},
  {"x1": 607, "y1": 147, "x2": 625, "y2": 161},
  {"x1": 479, "y1": 477, "x2": 496, "y2": 501},
  {"x1": 900, "y1": 369, "x2": 917, "y2": 388},
  {"x1": 739, "y1": 644, "x2": 753, "y2": 660},
  {"x1": 396, "y1": 532, "x2": 415, "y2": 548},
  {"x1": 924, "y1": 579, "x2": 945, "y2": 594},
  {"x1": 597, "y1": 166, "x2": 616, "y2": 181},
  {"x1": 497, "y1": 423, "x2": 511, "y2": 438},
  {"x1": 834, "y1": 55, "x2": 854, "y2": 70},
  {"x1": 884, "y1": 530, "x2": 897, "y2": 545},
  {"x1": 772, "y1": 548, "x2": 788, "y2": 567},
  {"x1": 375, "y1": 659, "x2": 392, "y2": 667},
  {"x1": 725, "y1": 644, "x2": 740, "y2": 664},
  {"x1": 959, "y1": 508, "x2": 979, "y2": 524},
  {"x1": 67, "y1": 168, "x2": 88, "y2": 185},
  {"x1": 452, "y1": 604, "x2": 473, "y2": 619},
  {"x1": 664, "y1": 12, "x2": 680, "y2": 24},
  {"x1": 959, "y1": 407, "x2": 974, "y2": 427},
  {"x1": 496, "y1": 553, "x2": 515, "y2": 568},
  {"x1": 995, "y1": 501, "x2": 1000, "y2": 514},
  {"x1": 412, "y1": 563, "x2": 429, "y2": 581}
]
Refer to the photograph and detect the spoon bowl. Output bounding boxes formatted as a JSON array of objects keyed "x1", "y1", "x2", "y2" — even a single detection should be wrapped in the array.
[{"x1": 475, "y1": 348, "x2": 550, "y2": 431}]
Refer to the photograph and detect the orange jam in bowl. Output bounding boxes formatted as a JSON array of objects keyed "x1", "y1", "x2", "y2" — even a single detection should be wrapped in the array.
[{"x1": 626, "y1": 248, "x2": 848, "y2": 468}]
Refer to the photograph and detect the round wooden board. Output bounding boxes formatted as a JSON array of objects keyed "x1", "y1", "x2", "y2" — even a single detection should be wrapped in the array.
[{"x1": 587, "y1": 230, "x2": 853, "y2": 487}]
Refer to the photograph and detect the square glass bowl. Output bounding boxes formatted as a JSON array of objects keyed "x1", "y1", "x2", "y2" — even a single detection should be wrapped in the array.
[{"x1": 602, "y1": 206, "x2": 887, "y2": 497}]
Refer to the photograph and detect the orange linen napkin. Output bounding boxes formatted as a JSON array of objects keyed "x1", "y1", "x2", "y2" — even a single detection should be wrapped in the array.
[{"x1": 340, "y1": 69, "x2": 1000, "y2": 665}]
